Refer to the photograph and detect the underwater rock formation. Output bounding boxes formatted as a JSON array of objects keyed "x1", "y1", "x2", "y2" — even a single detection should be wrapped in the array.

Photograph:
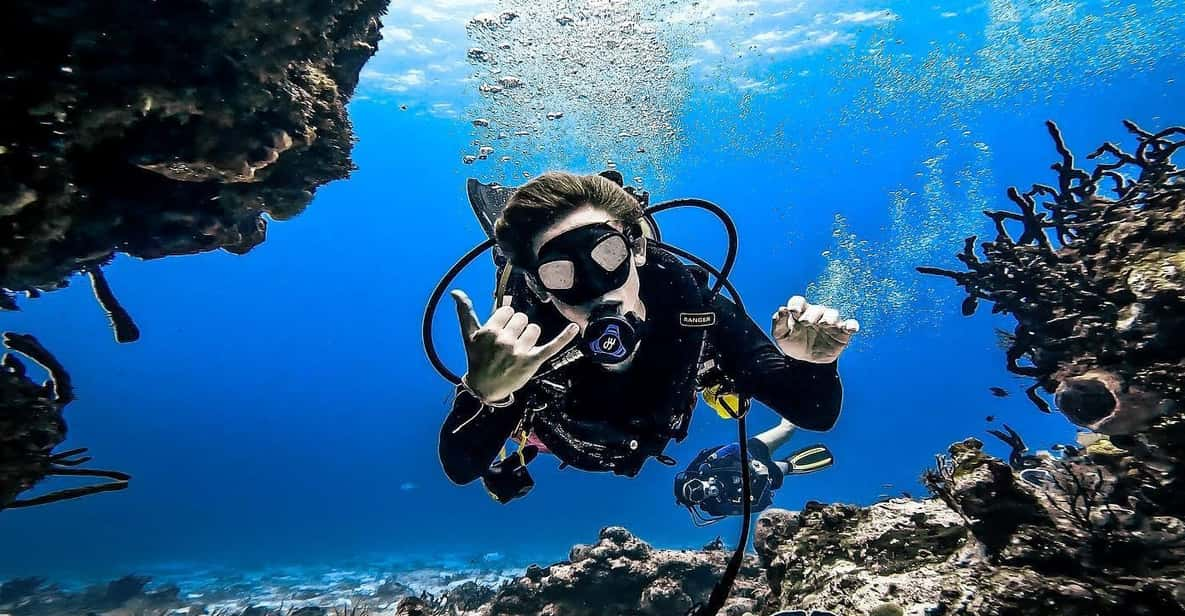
[
  {"x1": 0, "y1": 0, "x2": 386, "y2": 317},
  {"x1": 753, "y1": 433, "x2": 1185, "y2": 615},
  {"x1": 0, "y1": 332, "x2": 129, "y2": 511},
  {"x1": 0, "y1": 573, "x2": 182, "y2": 616},
  {"x1": 919, "y1": 120, "x2": 1184, "y2": 435},
  {"x1": 479, "y1": 526, "x2": 766, "y2": 616},
  {"x1": 1, "y1": 0, "x2": 385, "y2": 515}
]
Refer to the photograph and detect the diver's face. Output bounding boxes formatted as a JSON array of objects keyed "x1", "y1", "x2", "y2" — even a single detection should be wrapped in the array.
[{"x1": 529, "y1": 204, "x2": 646, "y2": 335}]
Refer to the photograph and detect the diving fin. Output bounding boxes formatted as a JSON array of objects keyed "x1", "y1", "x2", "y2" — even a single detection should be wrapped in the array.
[
  {"x1": 782, "y1": 444, "x2": 834, "y2": 475},
  {"x1": 466, "y1": 178, "x2": 514, "y2": 240}
]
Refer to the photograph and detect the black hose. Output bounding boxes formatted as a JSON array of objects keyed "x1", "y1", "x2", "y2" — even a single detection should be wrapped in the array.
[
  {"x1": 645, "y1": 198, "x2": 739, "y2": 297},
  {"x1": 422, "y1": 239, "x2": 495, "y2": 385},
  {"x1": 653, "y1": 241, "x2": 745, "y2": 313},
  {"x1": 687, "y1": 410, "x2": 753, "y2": 616}
]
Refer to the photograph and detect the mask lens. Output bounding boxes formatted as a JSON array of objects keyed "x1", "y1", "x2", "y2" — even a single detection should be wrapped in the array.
[
  {"x1": 684, "y1": 479, "x2": 706, "y2": 502},
  {"x1": 537, "y1": 260, "x2": 575, "y2": 290},
  {"x1": 589, "y1": 235, "x2": 629, "y2": 272}
]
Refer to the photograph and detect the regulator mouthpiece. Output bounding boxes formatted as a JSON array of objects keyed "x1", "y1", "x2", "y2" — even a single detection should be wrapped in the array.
[{"x1": 582, "y1": 307, "x2": 641, "y2": 364}]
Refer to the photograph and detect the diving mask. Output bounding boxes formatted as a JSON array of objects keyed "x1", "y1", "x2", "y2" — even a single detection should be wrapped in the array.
[{"x1": 533, "y1": 222, "x2": 635, "y2": 305}]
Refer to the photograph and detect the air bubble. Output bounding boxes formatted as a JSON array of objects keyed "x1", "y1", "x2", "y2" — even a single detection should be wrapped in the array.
[{"x1": 467, "y1": 48, "x2": 494, "y2": 63}]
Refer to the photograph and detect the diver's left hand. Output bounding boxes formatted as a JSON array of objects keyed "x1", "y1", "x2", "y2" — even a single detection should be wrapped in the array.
[{"x1": 772, "y1": 296, "x2": 859, "y2": 364}]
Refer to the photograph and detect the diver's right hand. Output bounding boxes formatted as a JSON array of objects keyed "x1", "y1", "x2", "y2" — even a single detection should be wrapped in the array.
[{"x1": 451, "y1": 289, "x2": 580, "y2": 404}]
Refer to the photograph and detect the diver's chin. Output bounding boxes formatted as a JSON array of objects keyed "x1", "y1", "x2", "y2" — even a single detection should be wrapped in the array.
[{"x1": 601, "y1": 359, "x2": 632, "y2": 373}]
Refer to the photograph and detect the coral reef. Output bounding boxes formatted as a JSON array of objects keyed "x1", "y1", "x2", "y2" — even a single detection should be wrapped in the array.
[
  {"x1": 0, "y1": 570, "x2": 501, "y2": 616},
  {"x1": 479, "y1": 526, "x2": 765, "y2": 616},
  {"x1": 753, "y1": 497, "x2": 968, "y2": 615},
  {"x1": 6, "y1": 430, "x2": 1183, "y2": 616},
  {"x1": 919, "y1": 120, "x2": 1184, "y2": 435},
  {"x1": 0, "y1": 529, "x2": 765, "y2": 616},
  {"x1": 0, "y1": 574, "x2": 181, "y2": 616},
  {"x1": 0, "y1": 0, "x2": 386, "y2": 317},
  {"x1": 752, "y1": 432, "x2": 1185, "y2": 615},
  {"x1": 0, "y1": 332, "x2": 129, "y2": 510}
]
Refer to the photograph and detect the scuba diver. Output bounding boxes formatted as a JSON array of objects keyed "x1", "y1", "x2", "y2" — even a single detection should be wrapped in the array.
[
  {"x1": 426, "y1": 170, "x2": 858, "y2": 499},
  {"x1": 422, "y1": 170, "x2": 859, "y2": 616},
  {"x1": 675, "y1": 418, "x2": 835, "y2": 524}
]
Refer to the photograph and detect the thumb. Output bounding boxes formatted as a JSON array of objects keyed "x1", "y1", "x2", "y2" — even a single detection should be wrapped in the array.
[
  {"x1": 451, "y1": 289, "x2": 480, "y2": 341},
  {"x1": 532, "y1": 322, "x2": 580, "y2": 362}
]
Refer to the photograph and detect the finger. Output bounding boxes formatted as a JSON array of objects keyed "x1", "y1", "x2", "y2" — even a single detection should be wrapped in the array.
[
  {"x1": 487, "y1": 305, "x2": 515, "y2": 330},
  {"x1": 786, "y1": 296, "x2": 807, "y2": 319},
  {"x1": 841, "y1": 319, "x2": 860, "y2": 334},
  {"x1": 799, "y1": 304, "x2": 824, "y2": 325},
  {"x1": 772, "y1": 307, "x2": 789, "y2": 323},
  {"x1": 450, "y1": 290, "x2": 480, "y2": 340},
  {"x1": 516, "y1": 323, "x2": 542, "y2": 351},
  {"x1": 821, "y1": 326, "x2": 852, "y2": 344},
  {"x1": 504, "y1": 312, "x2": 529, "y2": 337},
  {"x1": 820, "y1": 308, "x2": 840, "y2": 327},
  {"x1": 532, "y1": 322, "x2": 580, "y2": 361}
]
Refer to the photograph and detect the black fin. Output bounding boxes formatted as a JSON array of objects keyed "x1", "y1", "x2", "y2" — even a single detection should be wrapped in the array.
[{"x1": 467, "y1": 178, "x2": 514, "y2": 239}]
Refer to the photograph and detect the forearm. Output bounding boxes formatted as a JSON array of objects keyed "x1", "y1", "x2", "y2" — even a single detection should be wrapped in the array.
[
  {"x1": 709, "y1": 295, "x2": 843, "y2": 431},
  {"x1": 737, "y1": 351, "x2": 842, "y2": 431},
  {"x1": 438, "y1": 388, "x2": 525, "y2": 485}
]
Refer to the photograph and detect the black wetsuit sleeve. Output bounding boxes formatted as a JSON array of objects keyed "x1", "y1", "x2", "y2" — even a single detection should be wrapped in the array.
[
  {"x1": 708, "y1": 294, "x2": 843, "y2": 431},
  {"x1": 438, "y1": 388, "x2": 526, "y2": 485}
]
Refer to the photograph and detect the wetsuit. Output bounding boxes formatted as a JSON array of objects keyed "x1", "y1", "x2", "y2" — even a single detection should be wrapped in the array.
[{"x1": 438, "y1": 246, "x2": 843, "y2": 487}]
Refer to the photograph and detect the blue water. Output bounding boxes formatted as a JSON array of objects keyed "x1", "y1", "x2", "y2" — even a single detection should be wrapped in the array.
[{"x1": 2, "y1": 0, "x2": 1183, "y2": 585}]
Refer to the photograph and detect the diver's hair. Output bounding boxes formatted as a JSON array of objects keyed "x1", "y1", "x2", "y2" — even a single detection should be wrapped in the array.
[{"x1": 495, "y1": 171, "x2": 644, "y2": 267}]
